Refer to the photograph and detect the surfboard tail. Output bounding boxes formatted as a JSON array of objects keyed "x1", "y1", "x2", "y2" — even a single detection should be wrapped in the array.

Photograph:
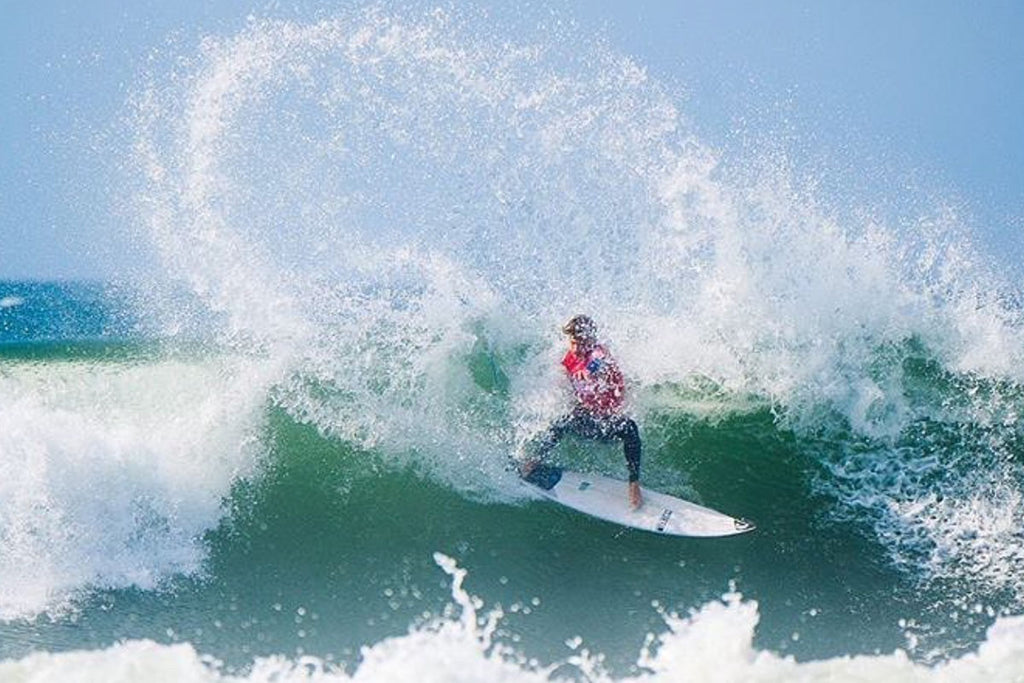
[{"x1": 522, "y1": 463, "x2": 563, "y2": 490}]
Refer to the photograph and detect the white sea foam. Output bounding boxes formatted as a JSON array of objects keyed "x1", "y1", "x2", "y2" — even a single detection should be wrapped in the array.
[
  {"x1": 2, "y1": 554, "x2": 1023, "y2": 682},
  {"x1": 0, "y1": 356, "x2": 278, "y2": 620},
  {"x1": 123, "y1": 7, "x2": 1024, "y2": 608},
  {"x1": 129, "y1": 9, "x2": 1024, "y2": 439}
]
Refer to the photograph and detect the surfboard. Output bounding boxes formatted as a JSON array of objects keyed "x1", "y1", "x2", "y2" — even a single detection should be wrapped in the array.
[{"x1": 523, "y1": 465, "x2": 754, "y2": 537}]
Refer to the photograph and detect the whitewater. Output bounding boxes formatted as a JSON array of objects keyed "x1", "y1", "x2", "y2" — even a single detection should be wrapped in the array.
[{"x1": 2, "y1": 7, "x2": 1024, "y2": 682}]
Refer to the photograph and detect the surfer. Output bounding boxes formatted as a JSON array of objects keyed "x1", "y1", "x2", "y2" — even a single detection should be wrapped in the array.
[{"x1": 521, "y1": 315, "x2": 643, "y2": 509}]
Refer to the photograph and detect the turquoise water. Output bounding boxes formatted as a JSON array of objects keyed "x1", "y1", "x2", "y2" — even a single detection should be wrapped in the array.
[{"x1": 3, "y1": 9, "x2": 1024, "y2": 681}]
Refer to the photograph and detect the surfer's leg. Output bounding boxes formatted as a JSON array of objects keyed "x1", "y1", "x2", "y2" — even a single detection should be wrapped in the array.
[
  {"x1": 602, "y1": 416, "x2": 641, "y2": 482},
  {"x1": 616, "y1": 417, "x2": 642, "y2": 509},
  {"x1": 619, "y1": 418, "x2": 641, "y2": 483},
  {"x1": 534, "y1": 411, "x2": 583, "y2": 458},
  {"x1": 519, "y1": 411, "x2": 582, "y2": 478}
]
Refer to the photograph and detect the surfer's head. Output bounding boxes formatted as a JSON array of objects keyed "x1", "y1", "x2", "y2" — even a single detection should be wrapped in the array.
[{"x1": 563, "y1": 314, "x2": 598, "y2": 351}]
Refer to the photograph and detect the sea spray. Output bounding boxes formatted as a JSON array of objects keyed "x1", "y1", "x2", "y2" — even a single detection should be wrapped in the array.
[
  {"x1": 3, "y1": 554, "x2": 1024, "y2": 681},
  {"x1": 123, "y1": 8, "x2": 1024, "y2": 602}
]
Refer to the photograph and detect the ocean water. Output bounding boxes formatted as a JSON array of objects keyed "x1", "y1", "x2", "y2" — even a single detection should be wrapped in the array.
[{"x1": 3, "y1": 8, "x2": 1024, "y2": 681}]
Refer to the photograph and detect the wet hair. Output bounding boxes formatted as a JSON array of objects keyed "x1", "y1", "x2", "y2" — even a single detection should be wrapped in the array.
[{"x1": 562, "y1": 314, "x2": 597, "y2": 341}]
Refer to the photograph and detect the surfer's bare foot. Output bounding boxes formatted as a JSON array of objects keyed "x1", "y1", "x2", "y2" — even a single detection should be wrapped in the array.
[{"x1": 628, "y1": 481, "x2": 642, "y2": 510}]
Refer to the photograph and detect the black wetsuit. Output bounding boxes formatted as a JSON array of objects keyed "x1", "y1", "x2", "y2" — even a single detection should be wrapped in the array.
[{"x1": 533, "y1": 405, "x2": 642, "y2": 482}]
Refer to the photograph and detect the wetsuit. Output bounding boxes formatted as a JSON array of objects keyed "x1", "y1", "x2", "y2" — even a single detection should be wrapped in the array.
[{"x1": 532, "y1": 343, "x2": 642, "y2": 482}]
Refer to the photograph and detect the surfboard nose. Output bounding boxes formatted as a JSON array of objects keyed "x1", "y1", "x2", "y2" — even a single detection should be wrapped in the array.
[{"x1": 734, "y1": 518, "x2": 756, "y2": 532}]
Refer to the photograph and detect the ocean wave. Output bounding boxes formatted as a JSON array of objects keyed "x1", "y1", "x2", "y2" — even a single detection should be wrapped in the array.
[
  {"x1": 2, "y1": 554, "x2": 1023, "y2": 682},
  {"x1": 127, "y1": 4, "x2": 1024, "y2": 461},
  {"x1": 3, "y1": 0, "x2": 1018, "y2": 639},
  {"x1": 0, "y1": 356, "x2": 278, "y2": 620}
]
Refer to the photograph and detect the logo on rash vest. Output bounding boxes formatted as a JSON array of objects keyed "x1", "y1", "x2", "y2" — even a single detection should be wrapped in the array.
[{"x1": 656, "y1": 508, "x2": 673, "y2": 532}]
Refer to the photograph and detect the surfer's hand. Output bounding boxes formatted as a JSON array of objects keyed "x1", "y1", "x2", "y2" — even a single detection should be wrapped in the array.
[{"x1": 628, "y1": 481, "x2": 642, "y2": 510}]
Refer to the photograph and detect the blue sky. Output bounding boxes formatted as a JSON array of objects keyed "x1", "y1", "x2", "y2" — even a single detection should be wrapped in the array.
[{"x1": 2, "y1": 1, "x2": 1022, "y2": 279}]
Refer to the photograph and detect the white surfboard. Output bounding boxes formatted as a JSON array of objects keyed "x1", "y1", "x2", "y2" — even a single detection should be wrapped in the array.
[{"x1": 524, "y1": 466, "x2": 754, "y2": 537}]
